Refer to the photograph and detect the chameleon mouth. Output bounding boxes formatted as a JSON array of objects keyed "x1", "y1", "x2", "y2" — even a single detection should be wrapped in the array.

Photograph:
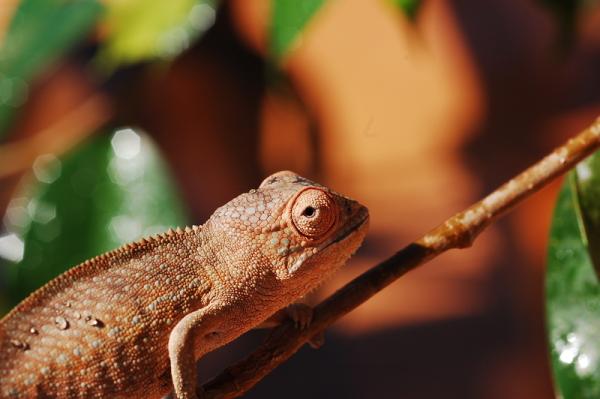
[
  {"x1": 290, "y1": 208, "x2": 368, "y2": 273},
  {"x1": 328, "y1": 208, "x2": 369, "y2": 247}
]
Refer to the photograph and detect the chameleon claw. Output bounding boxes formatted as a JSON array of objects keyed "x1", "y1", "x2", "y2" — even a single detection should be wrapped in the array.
[
  {"x1": 285, "y1": 303, "x2": 313, "y2": 330},
  {"x1": 285, "y1": 303, "x2": 324, "y2": 348},
  {"x1": 308, "y1": 331, "x2": 325, "y2": 349}
]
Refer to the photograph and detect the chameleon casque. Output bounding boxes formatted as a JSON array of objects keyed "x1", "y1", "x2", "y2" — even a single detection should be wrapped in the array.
[{"x1": 0, "y1": 171, "x2": 369, "y2": 398}]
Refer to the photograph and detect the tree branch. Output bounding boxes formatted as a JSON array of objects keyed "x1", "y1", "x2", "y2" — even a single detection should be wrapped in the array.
[{"x1": 202, "y1": 117, "x2": 600, "y2": 399}]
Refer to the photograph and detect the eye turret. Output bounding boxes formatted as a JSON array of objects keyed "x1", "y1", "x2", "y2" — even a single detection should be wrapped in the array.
[{"x1": 291, "y1": 189, "x2": 337, "y2": 238}]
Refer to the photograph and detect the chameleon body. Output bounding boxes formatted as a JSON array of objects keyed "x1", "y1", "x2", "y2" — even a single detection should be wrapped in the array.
[{"x1": 0, "y1": 171, "x2": 369, "y2": 399}]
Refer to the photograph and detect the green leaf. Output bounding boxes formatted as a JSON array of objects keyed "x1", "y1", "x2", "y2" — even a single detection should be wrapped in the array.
[
  {"x1": 96, "y1": 0, "x2": 217, "y2": 69},
  {"x1": 573, "y1": 154, "x2": 600, "y2": 278},
  {"x1": 0, "y1": 0, "x2": 103, "y2": 138},
  {"x1": 546, "y1": 160, "x2": 600, "y2": 398},
  {"x1": 1, "y1": 128, "x2": 188, "y2": 309},
  {"x1": 389, "y1": 0, "x2": 421, "y2": 19},
  {"x1": 269, "y1": 0, "x2": 326, "y2": 60}
]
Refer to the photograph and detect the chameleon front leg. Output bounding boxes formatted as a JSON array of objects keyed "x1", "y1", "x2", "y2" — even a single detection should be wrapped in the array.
[
  {"x1": 168, "y1": 305, "x2": 220, "y2": 399},
  {"x1": 259, "y1": 303, "x2": 325, "y2": 348},
  {"x1": 259, "y1": 303, "x2": 313, "y2": 329}
]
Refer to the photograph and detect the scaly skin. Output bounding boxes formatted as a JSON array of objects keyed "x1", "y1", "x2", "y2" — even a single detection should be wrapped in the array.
[{"x1": 0, "y1": 171, "x2": 369, "y2": 398}]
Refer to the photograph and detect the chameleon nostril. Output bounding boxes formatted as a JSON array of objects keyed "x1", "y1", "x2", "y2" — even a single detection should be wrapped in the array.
[{"x1": 345, "y1": 203, "x2": 353, "y2": 215}]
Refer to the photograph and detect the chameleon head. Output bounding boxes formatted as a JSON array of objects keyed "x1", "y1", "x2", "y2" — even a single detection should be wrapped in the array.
[{"x1": 207, "y1": 171, "x2": 369, "y2": 297}]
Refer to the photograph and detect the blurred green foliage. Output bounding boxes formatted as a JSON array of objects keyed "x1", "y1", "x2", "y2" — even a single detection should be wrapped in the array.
[
  {"x1": 390, "y1": 0, "x2": 421, "y2": 19},
  {"x1": 546, "y1": 156, "x2": 600, "y2": 399},
  {"x1": 1, "y1": 129, "x2": 187, "y2": 314},
  {"x1": 268, "y1": 0, "x2": 422, "y2": 61},
  {"x1": 97, "y1": 0, "x2": 217, "y2": 69},
  {"x1": 0, "y1": 0, "x2": 103, "y2": 138},
  {"x1": 0, "y1": 0, "x2": 220, "y2": 138},
  {"x1": 270, "y1": 0, "x2": 326, "y2": 60}
]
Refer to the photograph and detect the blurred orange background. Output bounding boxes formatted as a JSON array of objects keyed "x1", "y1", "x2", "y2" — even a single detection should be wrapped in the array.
[{"x1": 2, "y1": 0, "x2": 600, "y2": 397}]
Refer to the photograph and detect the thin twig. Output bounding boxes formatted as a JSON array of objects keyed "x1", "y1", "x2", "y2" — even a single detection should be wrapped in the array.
[{"x1": 201, "y1": 116, "x2": 600, "y2": 399}]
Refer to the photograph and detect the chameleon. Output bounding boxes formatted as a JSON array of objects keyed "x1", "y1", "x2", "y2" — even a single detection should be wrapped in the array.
[{"x1": 0, "y1": 170, "x2": 369, "y2": 399}]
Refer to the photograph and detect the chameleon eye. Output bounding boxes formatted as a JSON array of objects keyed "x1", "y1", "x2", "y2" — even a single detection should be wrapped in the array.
[
  {"x1": 302, "y1": 206, "x2": 315, "y2": 217},
  {"x1": 291, "y1": 189, "x2": 336, "y2": 238}
]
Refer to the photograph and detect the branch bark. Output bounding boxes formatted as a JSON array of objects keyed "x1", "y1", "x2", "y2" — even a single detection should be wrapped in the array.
[{"x1": 202, "y1": 117, "x2": 600, "y2": 399}]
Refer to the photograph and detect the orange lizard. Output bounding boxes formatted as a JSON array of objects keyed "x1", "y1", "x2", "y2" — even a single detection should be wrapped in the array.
[{"x1": 0, "y1": 171, "x2": 369, "y2": 398}]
